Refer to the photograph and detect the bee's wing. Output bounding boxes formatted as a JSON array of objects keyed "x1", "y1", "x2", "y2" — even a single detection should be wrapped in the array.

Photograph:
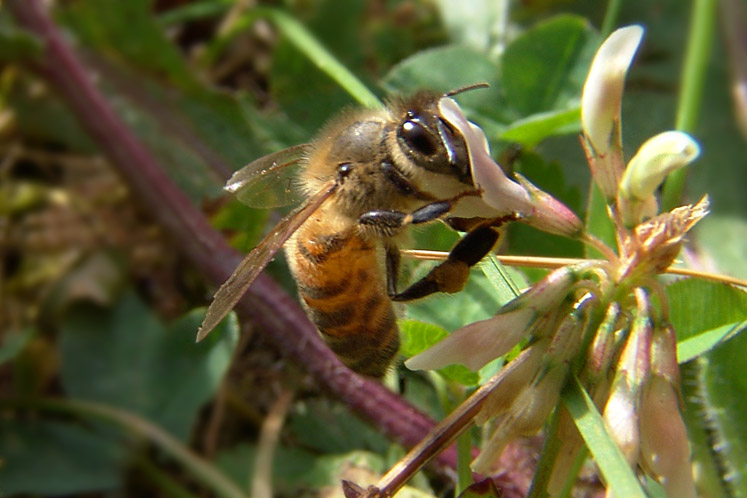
[
  {"x1": 226, "y1": 144, "x2": 310, "y2": 208},
  {"x1": 197, "y1": 180, "x2": 338, "y2": 341}
]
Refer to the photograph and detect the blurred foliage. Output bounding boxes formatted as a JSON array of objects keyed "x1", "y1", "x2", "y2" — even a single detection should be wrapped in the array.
[{"x1": 0, "y1": 0, "x2": 745, "y2": 497}]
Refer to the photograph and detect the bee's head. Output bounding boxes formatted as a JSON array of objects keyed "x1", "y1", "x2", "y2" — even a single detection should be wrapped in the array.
[{"x1": 394, "y1": 91, "x2": 473, "y2": 185}]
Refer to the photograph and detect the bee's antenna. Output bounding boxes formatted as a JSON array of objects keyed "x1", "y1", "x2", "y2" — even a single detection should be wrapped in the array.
[{"x1": 445, "y1": 82, "x2": 490, "y2": 97}]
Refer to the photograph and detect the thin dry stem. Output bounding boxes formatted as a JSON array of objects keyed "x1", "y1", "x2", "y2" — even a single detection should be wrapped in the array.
[
  {"x1": 252, "y1": 389, "x2": 294, "y2": 498},
  {"x1": 360, "y1": 358, "x2": 532, "y2": 498},
  {"x1": 402, "y1": 250, "x2": 747, "y2": 288}
]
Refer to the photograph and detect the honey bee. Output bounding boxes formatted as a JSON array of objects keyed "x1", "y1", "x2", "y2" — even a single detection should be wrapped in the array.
[{"x1": 198, "y1": 87, "x2": 514, "y2": 378}]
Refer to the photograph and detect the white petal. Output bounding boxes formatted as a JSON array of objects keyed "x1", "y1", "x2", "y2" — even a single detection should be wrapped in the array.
[
  {"x1": 438, "y1": 97, "x2": 532, "y2": 214},
  {"x1": 439, "y1": 97, "x2": 582, "y2": 236},
  {"x1": 581, "y1": 25, "x2": 644, "y2": 155},
  {"x1": 405, "y1": 308, "x2": 533, "y2": 371}
]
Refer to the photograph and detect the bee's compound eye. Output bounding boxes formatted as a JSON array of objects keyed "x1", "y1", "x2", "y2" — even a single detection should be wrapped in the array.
[{"x1": 400, "y1": 120, "x2": 437, "y2": 156}]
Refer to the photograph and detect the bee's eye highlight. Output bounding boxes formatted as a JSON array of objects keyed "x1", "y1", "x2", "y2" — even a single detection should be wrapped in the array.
[
  {"x1": 337, "y1": 162, "x2": 352, "y2": 178},
  {"x1": 400, "y1": 120, "x2": 437, "y2": 156}
]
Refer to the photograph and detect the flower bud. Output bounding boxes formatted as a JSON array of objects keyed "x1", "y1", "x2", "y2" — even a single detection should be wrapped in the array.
[
  {"x1": 514, "y1": 173, "x2": 584, "y2": 237},
  {"x1": 473, "y1": 360, "x2": 568, "y2": 474},
  {"x1": 617, "y1": 290, "x2": 653, "y2": 387},
  {"x1": 545, "y1": 312, "x2": 584, "y2": 364},
  {"x1": 603, "y1": 379, "x2": 640, "y2": 464},
  {"x1": 602, "y1": 291, "x2": 653, "y2": 464},
  {"x1": 404, "y1": 307, "x2": 535, "y2": 371},
  {"x1": 473, "y1": 317, "x2": 580, "y2": 474},
  {"x1": 581, "y1": 25, "x2": 644, "y2": 199},
  {"x1": 650, "y1": 323, "x2": 680, "y2": 387},
  {"x1": 476, "y1": 340, "x2": 549, "y2": 424},
  {"x1": 618, "y1": 131, "x2": 700, "y2": 225},
  {"x1": 547, "y1": 407, "x2": 584, "y2": 496},
  {"x1": 406, "y1": 263, "x2": 590, "y2": 372},
  {"x1": 620, "y1": 131, "x2": 700, "y2": 200},
  {"x1": 501, "y1": 262, "x2": 596, "y2": 314},
  {"x1": 639, "y1": 376, "x2": 697, "y2": 498},
  {"x1": 588, "y1": 303, "x2": 621, "y2": 374}
]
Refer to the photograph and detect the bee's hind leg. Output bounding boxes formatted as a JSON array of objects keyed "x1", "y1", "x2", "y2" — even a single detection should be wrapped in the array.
[{"x1": 387, "y1": 224, "x2": 501, "y2": 302}]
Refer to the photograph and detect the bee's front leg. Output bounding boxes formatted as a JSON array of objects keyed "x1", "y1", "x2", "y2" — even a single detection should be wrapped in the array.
[
  {"x1": 357, "y1": 188, "x2": 481, "y2": 237},
  {"x1": 356, "y1": 200, "x2": 453, "y2": 238},
  {"x1": 356, "y1": 191, "x2": 509, "y2": 301}
]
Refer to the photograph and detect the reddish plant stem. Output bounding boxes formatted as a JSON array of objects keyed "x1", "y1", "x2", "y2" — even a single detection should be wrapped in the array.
[{"x1": 5, "y1": 0, "x2": 458, "y2": 470}]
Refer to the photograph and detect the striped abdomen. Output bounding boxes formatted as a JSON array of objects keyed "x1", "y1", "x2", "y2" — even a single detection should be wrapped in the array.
[{"x1": 286, "y1": 220, "x2": 399, "y2": 378}]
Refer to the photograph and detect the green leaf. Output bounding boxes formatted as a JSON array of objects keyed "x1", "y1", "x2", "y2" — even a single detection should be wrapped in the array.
[
  {"x1": 157, "y1": 0, "x2": 231, "y2": 27},
  {"x1": 399, "y1": 320, "x2": 479, "y2": 385},
  {"x1": 672, "y1": 277, "x2": 747, "y2": 495},
  {"x1": 695, "y1": 216, "x2": 747, "y2": 280},
  {"x1": 671, "y1": 279, "x2": 747, "y2": 494},
  {"x1": 60, "y1": 0, "x2": 197, "y2": 88},
  {"x1": 667, "y1": 279, "x2": 747, "y2": 341},
  {"x1": 210, "y1": 199, "x2": 271, "y2": 253},
  {"x1": 217, "y1": 444, "x2": 384, "y2": 494},
  {"x1": 499, "y1": 107, "x2": 581, "y2": 147},
  {"x1": 696, "y1": 329, "x2": 747, "y2": 494},
  {"x1": 7, "y1": 85, "x2": 97, "y2": 153},
  {"x1": 264, "y1": 9, "x2": 380, "y2": 109},
  {"x1": 59, "y1": 290, "x2": 239, "y2": 441},
  {"x1": 382, "y1": 45, "x2": 510, "y2": 123},
  {"x1": 404, "y1": 270, "x2": 504, "y2": 333},
  {"x1": 479, "y1": 254, "x2": 523, "y2": 301},
  {"x1": 400, "y1": 370, "x2": 447, "y2": 421},
  {"x1": 433, "y1": 0, "x2": 505, "y2": 54},
  {"x1": 562, "y1": 376, "x2": 647, "y2": 498},
  {"x1": 409, "y1": 216, "x2": 460, "y2": 253},
  {"x1": 677, "y1": 321, "x2": 747, "y2": 363},
  {"x1": 0, "y1": 16, "x2": 42, "y2": 63},
  {"x1": 0, "y1": 419, "x2": 124, "y2": 495},
  {"x1": 268, "y1": 35, "x2": 359, "y2": 136},
  {"x1": 246, "y1": 3, "x2": 384, "y2": 134},
  {"x1": 0, "y1": 327, "x2": 35, "y2": 364},
  {"x1": 288, "y1": 400, "x2": 390, "y2": 455},
  {"x1": 383, "y1": 44, "x2": 498, "y2": 97},
  {"x1": 501, "y1": 15, "x2": 596, "y2": 117},
  {"x1": 399, "y1": 320, "x2": 449, "y2": 357}
]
